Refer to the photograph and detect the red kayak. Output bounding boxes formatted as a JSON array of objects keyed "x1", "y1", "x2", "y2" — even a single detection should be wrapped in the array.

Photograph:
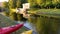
[{"x1": 0, "y1": 24, "x2": 23, "y2": 34}]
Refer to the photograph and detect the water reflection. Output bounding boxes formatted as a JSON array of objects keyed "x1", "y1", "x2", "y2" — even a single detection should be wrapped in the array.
[
  {"x1": 17, "y1": 21, "x2": 37, "y2": 34},
  {"x1": 28, "y1": 15, "x2": 60, "y2": 34}
]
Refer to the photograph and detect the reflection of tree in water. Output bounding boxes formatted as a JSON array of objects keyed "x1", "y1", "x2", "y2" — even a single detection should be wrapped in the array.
[{"x1": 28, "y1": 14, "x2": 60, "y2": 34}]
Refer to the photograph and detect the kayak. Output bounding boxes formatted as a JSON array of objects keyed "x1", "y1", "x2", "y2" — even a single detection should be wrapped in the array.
[{"x1": 0, "y1": 24, "x2": 23, "y2": 34}]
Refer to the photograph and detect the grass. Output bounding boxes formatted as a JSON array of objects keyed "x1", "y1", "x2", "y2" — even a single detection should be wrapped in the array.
[
  {"x1": 0, "y1": 14, "x2": 27, "y2": 34},
  {"x1": 29, "y1": 9, "x2": 60, "y2": 18},
  {"x1": 30, "y1": 9, "x2": 60, "y2": 14}
]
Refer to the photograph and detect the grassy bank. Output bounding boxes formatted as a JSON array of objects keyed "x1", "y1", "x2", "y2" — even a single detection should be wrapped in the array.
[
  {"x1": 29, "y1": 9, "x2": 60, "y2": 18},
  {"x1": 0, "y1": 14, "x2": 27, "y2": 34}
]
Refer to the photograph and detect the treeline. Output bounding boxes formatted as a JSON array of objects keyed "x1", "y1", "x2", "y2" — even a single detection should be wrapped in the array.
[
  {"x1": 3, "y1": 0, "x2": 28, "y2": 9},
  {"x1": 3, "y1": 0, "x2": 60, "y2": 9},
  {"x1": 28, "y1": 0, "x2": 60, "y2": 9},
  {"x1": 2, "y1": 0, "x2": 28, "y2": 21}
]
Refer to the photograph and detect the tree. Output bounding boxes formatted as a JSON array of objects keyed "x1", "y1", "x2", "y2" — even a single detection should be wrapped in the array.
[
  {"x1": 36, "y1": 0, "x2": 46, "y2": 8},
  {"x1": 21, "y1": 0, "x2": 28, "y2": 8},
  {"x1": 28, "y1": 0, "x2": 46, "y2": 8},
  {"x1": 28, "y1": 0, "x2": 38, "y2": 8},
  {"x1": 36, "y1": 0, "x2": 45, "y2": 5},
  {"x1": 55, "y1": 3, "x2": 60, "y2": 9},
  {"x1": 52, "y1": 0, "x2": 60, "y2": 8},
  {"x1": 3, "y1": 1, "x2": 9, "y2": 8},
  {"x1": 9, "y1": 0, "x2": 17, "y2": 8},
  {"x1": 16, "y1": 0, "x2": 28, "y2": 8},
  {"x1": 16, "y1": 0, "x2": 21, "y2": 8},
  {"x1": 3, "y1": 1, "x2": 10, "y2": 16},
  {"x1": 21, "y1": 0, "x2": 28, "y2": 4},
  {"x1": 9, "y1": 12, "x2": 18, "y2": 21}
]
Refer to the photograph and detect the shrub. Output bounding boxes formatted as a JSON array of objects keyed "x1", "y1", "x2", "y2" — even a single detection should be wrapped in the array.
[
  {"x1": 17, "y1": 14, "x2": 23, "y2": 21},
  {"x1": 56, "y1": 3, "x2": 60, "y2": 9},
  {"x1": 3, "y1": 8, "x2": 10, "y2": 17},
  {"x1": 9, "y1": 12, "x2": 18, "y2": 21}
]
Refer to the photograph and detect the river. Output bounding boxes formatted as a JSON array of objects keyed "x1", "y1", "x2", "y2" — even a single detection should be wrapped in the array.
[{"x1": 17, "y1": 21, "x2": 37, "y2": 34}]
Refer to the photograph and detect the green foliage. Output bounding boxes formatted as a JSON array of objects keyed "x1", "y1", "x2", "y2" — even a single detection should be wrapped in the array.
[
  {"x1": 17, "y1": 14, "x2": 22, "y2": 21},
  {"x1": 2, "y1": 1, "x2": 10, "y2": 16},
  {"x1": 28, "y1": 0, "x2": 37, "y2": 8},
  {"x1": 2, "y1": 1, "x2": 9, "y2": 8},
  {"x1": 9, "y1": 0, "x2": 17, "y2": 8},
  {"x1": 16, "y1": 0, "x2": 21, "y2": 8},
  {"x1": 9, "y1": 9, "x2": 26, "y2": 21},
  {"x1": 21, "y1": 0, "x2": 28, "y2": 4},
  {"x1": 55, "y1": 3, "x2": 60, "y2": 9},
  {"x1": 28, "y1": 0, "x2": 60, "y2": 9},
  {"x1": 16, "y1": 0, "x2": 28, "y2": 8},
  {"x1": 9, "y1": 12, "x2": 18, "y2": 21},
  {"x1": 2, "y1": 0, "x2": 60, "y2": 9},
  {"x1": 45, "y1": 2, "x2": 54, "y2": 9},
  {"x1": 3, "y1": 8, "x2": 10, "y2": 17},
  {"x1": 37, "y1": 0, "x2": 46, "y2": 8},
  {"x1": 4, "y1": 11, "x2": 9, "y2": 17}
]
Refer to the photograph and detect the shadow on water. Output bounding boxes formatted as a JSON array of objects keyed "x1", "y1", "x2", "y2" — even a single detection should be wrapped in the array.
[{"x1": 28, "y1": 14, "x2": 60, "y2": 34}]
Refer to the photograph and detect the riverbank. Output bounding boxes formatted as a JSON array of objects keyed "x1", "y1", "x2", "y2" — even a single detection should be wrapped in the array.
[
  {"x1": 29, "y1": 9, "x2": 60, "y2": 16},
  {"x1": 0, "y1": 13, "x2": 28, "y2": 34},
  {"x1": 28, "y1": 9, "x2": 60, "y2": 19},
  {"x1": 0, "y1": 12, "x2": 37, "y2": 34}
]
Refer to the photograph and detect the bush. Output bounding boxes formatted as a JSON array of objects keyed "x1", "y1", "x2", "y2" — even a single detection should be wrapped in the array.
[
  {"x1": 44, "y1": 2, "x2": 55, "y2": 9},
  {"x1": 17, "y1": 14, "x2": 23, "y2": 21},
  {"x1": 56, "y1": 3, "x2": 60, "y2": 9},
  {"x1": 17, "y1": 14, "x2": 27, "y2": 21},
  {"x1": 4, "y1": 11, "x2": 9, "y2": 17},
  {"x1": 31, "y1": 4, "x2": 41, "y2": 9},
  {"x1": 3, "y1": 8, "x2": 10, "y2": 16},
  {"x1": 9, "y1": 12, "x2": 18, "y2": 21}
]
